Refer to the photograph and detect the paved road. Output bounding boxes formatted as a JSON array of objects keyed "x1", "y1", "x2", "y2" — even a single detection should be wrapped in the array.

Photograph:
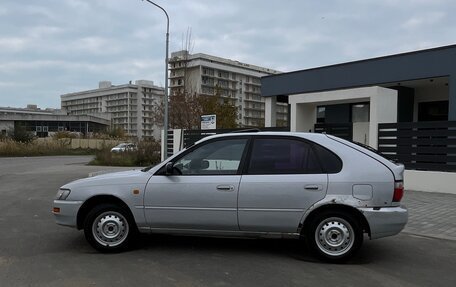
[{"x1": 0, "y1": 156, "x2": 455, "y2": 287}]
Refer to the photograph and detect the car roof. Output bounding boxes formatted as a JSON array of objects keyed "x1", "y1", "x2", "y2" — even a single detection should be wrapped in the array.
[{"x1": 195, "y1": 131, "x2": 329, "y2": 144}]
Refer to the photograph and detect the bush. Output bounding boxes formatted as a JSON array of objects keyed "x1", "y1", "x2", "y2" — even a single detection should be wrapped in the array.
[
  {"x1": 8, "y1": 126, "x2": 35, "y2": 143},
  {"x1": 89, "y1": 140, "x2": 161, "y2": 167}
]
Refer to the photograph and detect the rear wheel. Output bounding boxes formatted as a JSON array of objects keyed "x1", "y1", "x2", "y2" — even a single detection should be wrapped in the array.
[
  {"x1": 305, "y1": 211, "x2": 363, "y2": 262},
  {"x1": 83, "y1": 204, "x2": 136, "y2": 252}
]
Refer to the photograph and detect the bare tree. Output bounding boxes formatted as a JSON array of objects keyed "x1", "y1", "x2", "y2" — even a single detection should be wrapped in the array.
[{"x1": 153, "y1": 27, "x2": 238, "y2": 130}]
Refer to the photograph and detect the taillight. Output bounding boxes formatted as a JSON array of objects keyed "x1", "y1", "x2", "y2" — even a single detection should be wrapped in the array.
[{"x1": 393, "y1": 181, "x2": 404, "y2": 202}]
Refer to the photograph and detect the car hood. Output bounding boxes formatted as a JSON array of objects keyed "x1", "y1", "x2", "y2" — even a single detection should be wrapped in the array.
[{"x1": 61, "y1": 169, "x2": 151, "y2": 189}]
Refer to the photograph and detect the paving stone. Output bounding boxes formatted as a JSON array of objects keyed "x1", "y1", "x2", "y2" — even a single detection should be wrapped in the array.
[{"x1": 402, "y1": 190, "x2": 456, "y2": 241}]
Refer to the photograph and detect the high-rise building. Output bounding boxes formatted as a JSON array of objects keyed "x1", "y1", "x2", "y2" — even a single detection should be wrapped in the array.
[
  {"x1": 61, "y1": 80, "x2": 164, "y2": 140},
  {"x1": 169, "y1": 51, "x2": 288, "y2": 127}
]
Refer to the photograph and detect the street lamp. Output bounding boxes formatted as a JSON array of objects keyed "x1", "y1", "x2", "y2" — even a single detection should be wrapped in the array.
[{"x1": 142, "y1": 0, "x2": 169, "y2": 159}]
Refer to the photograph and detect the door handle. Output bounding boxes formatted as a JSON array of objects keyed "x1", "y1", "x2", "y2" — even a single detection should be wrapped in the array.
[
  {"x1": 304, "y1": 185, "x2": 321, "y2": 191},
  {"x1": 216, "y1": 185, "x2": 235, "y2": 191}
]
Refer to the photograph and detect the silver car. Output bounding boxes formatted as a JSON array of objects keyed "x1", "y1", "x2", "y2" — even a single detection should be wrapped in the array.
[
  {"x1": 53, "y1": 132, "x2": 407, "y2": 262},
  {"x1": 110, "y1": 143, "x2": 137, "y2": 153}
]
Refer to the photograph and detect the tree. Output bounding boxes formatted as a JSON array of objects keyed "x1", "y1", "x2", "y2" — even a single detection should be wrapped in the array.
[
  {"x1": 152, "y1": 27, "x2": 238, "y2": 130},
  {"x1": 198, "y1": 89, "x2": 237, "y2": 129},
  {"x1": 153, "y1": 89, "x2": 201, "y2": 130},
  {"x1": 152, "y1": 88, "x2": 238, "y2": 130},
  {"x1": 8, "y1": 125, "x2": 35, "y2": 143}
]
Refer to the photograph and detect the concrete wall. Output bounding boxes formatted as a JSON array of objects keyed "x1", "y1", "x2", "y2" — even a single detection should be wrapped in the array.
[
  {"x1": 0, "y1": 121, "x2": 13, "y2": 132},
  {"x1": 35, "y1": 138, "x2": 122, "y2": 150},
  {"x1": 405, "y1": 170, "x2": 456, "y2": 195},
  {"x1": 69, "y1": 138, "x2": 122, "y2": 150}
]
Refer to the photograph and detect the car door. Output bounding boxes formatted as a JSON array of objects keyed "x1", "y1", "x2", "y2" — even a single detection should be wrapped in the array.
[
  {"x1": 144, "y1": 137, "x2": 249, "y2": 231},
  {"x1": 238, "y1": 136, "x2": 328, "y2": 233}
]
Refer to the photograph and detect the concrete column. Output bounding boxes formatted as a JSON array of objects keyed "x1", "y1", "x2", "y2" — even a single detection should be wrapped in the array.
[
  {"x1": 449, "y1": 75, "x2": 456, "y2": 121},
  {"x1": 264, "y1": 96, "x2": 277, "y2": 127},
  {"x1": 291, "y1": 103, "x2": 316, "y2": 132},
  {"x1": 369, "y1": 87, "x2": 398, "y2": 149}
]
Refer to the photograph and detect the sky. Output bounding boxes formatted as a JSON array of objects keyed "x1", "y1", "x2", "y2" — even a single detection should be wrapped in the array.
[{"x1": 0, "y1": 0, "x2": 455, "y2": 109}]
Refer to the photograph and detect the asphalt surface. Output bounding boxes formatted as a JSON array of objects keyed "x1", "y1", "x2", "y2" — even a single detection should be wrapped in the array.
[{"x1": 0, "y1": 156, "x2": 455, "y2": 287}]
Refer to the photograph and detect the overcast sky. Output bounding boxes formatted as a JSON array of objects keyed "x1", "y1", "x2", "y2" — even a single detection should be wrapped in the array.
[{"x1": 1, "y1": 0, "x2": 455, "y2": 109}]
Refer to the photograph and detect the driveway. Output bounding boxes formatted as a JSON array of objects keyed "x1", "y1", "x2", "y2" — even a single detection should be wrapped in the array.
[{"x1": 0, "y1": 156, "x2": 455, "y2": 287}]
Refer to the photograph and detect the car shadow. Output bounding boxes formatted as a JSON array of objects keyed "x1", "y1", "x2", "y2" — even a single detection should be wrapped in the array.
[{"x1": 128, "y1": 233, "x2": 380, "y2": 265}]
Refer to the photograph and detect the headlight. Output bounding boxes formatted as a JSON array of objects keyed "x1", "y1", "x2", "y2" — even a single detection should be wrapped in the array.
[{"x1": 55, "y1": 188, "x2": 71, "y2": 200}]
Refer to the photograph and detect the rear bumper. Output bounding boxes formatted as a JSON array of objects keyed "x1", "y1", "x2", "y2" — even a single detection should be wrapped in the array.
[
  {"x1": 359, "y1": 205, "x2": 408, "y2": 239},
  {"x1": 52, "y1": 200, "x2": 83, "y2": 228}
]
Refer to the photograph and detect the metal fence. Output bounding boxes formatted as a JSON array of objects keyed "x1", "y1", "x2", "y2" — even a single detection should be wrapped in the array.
[
  {"x1": 314, "y1": 123, "x2": 353, "y2": 141},
  {"x1": 378, "y1": 121, "x2": 456, "y2": 172},
  {"x1": 183, "y1": 127, "x2": 289, "y2": 148}
]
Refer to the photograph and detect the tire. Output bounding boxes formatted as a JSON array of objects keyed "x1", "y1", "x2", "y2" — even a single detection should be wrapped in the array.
[
  {"x1": 83, "y1": 203, "x2": 137, "y2": 253},
  {"x1": 305, "y1": 211, "x2": 363, "y2": 262}
]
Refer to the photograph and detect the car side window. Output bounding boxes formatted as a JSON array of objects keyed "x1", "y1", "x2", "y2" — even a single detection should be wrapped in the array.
[
  {"x1": 247, "y1": 138, "x2": 322, "y2": 175},
  {"x1": 312, "y1": 143, "x2": 343, "y2": 173},
  {"x1": 173, "y1": 138, "x2": 248, "y2": 175}
]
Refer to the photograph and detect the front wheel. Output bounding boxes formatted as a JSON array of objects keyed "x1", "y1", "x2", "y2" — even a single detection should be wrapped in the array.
[
  {"x1": 83, "y1": 204, "x2": 136, "y2": 252},
  {"x1": 305, "y1": 211, "x2": 363, "y2": 262}
]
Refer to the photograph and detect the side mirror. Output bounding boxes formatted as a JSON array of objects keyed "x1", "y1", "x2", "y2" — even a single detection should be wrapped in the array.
[
  {"x1": 201, "y1": 160, "x2": 210, "y2": 169},
  {"x1": 165, "y1": 162, "x2": 174, "y2": 175}
]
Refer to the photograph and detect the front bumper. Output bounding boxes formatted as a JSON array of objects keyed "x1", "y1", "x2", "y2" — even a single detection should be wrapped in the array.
[
  {"x1": 359, "y1": 205, "x2": 408, "y2": 239},
  {"x1": 52, "y1": 200, "x2": 83, "y2": 228}
]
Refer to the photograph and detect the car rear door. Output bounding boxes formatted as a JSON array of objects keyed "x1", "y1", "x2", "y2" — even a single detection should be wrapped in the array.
[{"x1": 238, "y1": 136, "x2": 328, "y2": 233}]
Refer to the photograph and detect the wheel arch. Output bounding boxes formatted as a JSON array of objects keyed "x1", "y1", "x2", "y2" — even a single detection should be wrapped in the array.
[
  {"x1": 76, "y1": 195, "x2": 135, "y2": 230},
  {"x1": 301, "y1": 204, "x2": 371, "y2": 237}
]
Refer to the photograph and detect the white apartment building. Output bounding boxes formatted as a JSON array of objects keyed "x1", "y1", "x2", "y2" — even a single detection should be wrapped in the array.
[
  {"x1": 61, "y1": 80, "x2": 164, "y2": 140},
  {"x1": 169, "y1": 50, "x2": 288, "y2": 127}
]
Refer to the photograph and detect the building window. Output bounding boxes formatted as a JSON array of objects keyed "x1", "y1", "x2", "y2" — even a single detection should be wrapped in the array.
[{"x1": 418, "y1": 101, "x2": 449, "y2": 121}]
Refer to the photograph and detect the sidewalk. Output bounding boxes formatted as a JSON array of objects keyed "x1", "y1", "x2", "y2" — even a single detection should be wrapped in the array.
[{"x1": 402, "y1": 190, "x2": 456, "y2": 241}]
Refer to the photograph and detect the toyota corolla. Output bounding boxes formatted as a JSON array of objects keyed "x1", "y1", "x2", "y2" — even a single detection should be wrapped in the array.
[{"x1": 53, "y1": 132, "x2": 407, "y2": 262}]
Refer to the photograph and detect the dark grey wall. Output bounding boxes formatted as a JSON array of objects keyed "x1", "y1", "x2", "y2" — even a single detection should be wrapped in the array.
[
  {"x1": 390, "y1": 86, "x2": 415, "y2": 122},
  {"x1": 261, "y1": 45, "x2": 456, "y2": 120},
  {"x1": 450, "y1": 76, "x2": 456, "y2": 120}
]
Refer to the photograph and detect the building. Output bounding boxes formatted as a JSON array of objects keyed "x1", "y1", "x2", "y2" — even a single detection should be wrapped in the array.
[
  {"x1": 261, "y1": 44, "x2": 456, "y2": 194},
  {"x1": 169, "y1": 50, "x2": 288, "y2": 127},
  {"x1": 0, "y1": 105, "x2": 110, "y2": 137},
  {"x1": 61, "y1": 80, "x2": 164, "y2": 140}
]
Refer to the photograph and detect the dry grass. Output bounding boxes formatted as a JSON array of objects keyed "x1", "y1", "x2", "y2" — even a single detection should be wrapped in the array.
[{"x1": 0, "y1": 138, "x2": 94, "y2": 157}]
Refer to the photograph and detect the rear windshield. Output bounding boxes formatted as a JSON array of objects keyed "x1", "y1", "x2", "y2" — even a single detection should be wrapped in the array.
[
  {"x1": 326, "y1": 135, "x2": 399, "y2": 165},
  {"x1": 351, "y1": 141, "x2": 398, "y2": 164}
]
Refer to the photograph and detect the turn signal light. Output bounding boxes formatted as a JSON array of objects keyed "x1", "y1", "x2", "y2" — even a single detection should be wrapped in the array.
[{"x1": 53, "y1": 207, "x2": 60, "y2": 214}]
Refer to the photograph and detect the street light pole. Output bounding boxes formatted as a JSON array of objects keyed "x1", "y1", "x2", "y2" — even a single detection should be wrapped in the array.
[{"x1": 142, "y1": 0, "x2": 169, "y2": 159}]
